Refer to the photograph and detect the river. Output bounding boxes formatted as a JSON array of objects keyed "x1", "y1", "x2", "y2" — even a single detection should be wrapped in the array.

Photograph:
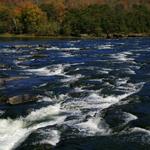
[{"x1": 0, "y1": 38, "x2": 150, "y2": 150}]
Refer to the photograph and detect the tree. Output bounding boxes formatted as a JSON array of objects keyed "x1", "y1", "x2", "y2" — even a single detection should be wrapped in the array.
[
  {"x1": 40, "y1": 3, "x2": 57, "y2": 21},
  {"x1": 12, "y1": 2, "x2": 48, "y2": 34},
  {"x1": 0, "y1": 3, "x2": 10, "y2": 33}
]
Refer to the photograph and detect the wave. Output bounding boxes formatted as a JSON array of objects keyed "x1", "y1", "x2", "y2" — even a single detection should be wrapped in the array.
[
  {"x1": 0, "y1": 100, "x2": 66, "y2": 150},
  {"x1": 97, "y1": 44, "x2": 112, "y2": 50},
  {"x1": 76, "y1": 117, "x2": 111, "y2": 135},
  {"x1": 26, "y1": 64, "x2": 68, "y2": 76},
  {"x1": 46, "y1": 47, "x2": 80, "y2": 51},
  {"x1": 61, "y1": 80, "x2": 144, "y2": 136},
  {"x1": 111, "y1": 51, "x2": 135, "y2": 62}
]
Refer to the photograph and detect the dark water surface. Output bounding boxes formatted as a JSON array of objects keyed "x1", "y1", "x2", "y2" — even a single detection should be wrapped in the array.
[{"x1": 0, "y1": 38, "x2": 150, "y2": 150}]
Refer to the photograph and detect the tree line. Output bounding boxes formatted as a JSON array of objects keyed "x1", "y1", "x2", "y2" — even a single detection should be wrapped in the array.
[{"x1": 0, "y1": 1, "x2": 150, "y2": 37}]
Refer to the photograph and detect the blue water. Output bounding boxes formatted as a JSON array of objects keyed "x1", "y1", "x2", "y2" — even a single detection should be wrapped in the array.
[{"x1": 0, "y1": 38, "x2": 150, "y2": 150}]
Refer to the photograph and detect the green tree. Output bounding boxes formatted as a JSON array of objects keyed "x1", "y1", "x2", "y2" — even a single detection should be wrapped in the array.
[
  {"x1": 40, "y1": 3, "x2": 57, "y2": 21},
  {"x1": 0, "y1": 3, "x2": 10, "y2": 33}
]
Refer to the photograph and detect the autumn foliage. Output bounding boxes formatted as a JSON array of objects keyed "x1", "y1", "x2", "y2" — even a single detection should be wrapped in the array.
[
  {"x1": 12, "y1": 2, "x2": 47, "y2": 33},
  {"x1": 0, "y1": 0, "x2": 150, "y2": 36}
]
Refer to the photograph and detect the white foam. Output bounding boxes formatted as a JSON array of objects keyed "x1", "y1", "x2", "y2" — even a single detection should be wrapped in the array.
[
  {"x1": 122, "y1": 112, "x2": 138, "y2": 124},
  {"x1": 89, "y1": 79, "x2": 103, "y2": 82},
  {"x1": 61, "y1": 74, "x2": 83, "y2": 83},
  {"x1": 73, "y1": 87, "x2": 84, "y2": 92},
  {"x1": 62, "y1": 47, "x2": 80, "y2": 51},
  {"x1": 39, "y1": 130, "x2": 60, "y2": 146},
  {"x1": 37, "y1": 96, "x2": 53, "y2": 102},
  {"x1": 38, "y1": 83, "x2": 47, "y2": 88},
  {"x1": 98, "y1": 44, "x2": 112, "y2": 50},
  {"x1": 0, "y1": 48, "x2": 18, "y2": 54},
  {"x1": 98, "y1": 70, "x2": 109, "y2": 74},
  {"x1": 85, "y1": 93, "x2": 133, "y2": 109},
  {"x1": 0, "y1": 102, "x2": 66, "y2": 150},
  {"x1": 46, "y1": 47, "x2": 60, "y2": 50},
  {"x1": 0, "y1": 119, "x2": 28, "y2": 150},
  {"x1": 124, "y1": 68, "x2": 136, "y2": 75},
  {"x1": 130, "y1": 127, "x2": 150, "y2": 135},
  {"x1": 0, "y1": 110, "x2": 4, "y2": 115},
  {"x1": 76, "y1": 117, "x2": 111, "y2": 135},
  {"x1": 111, "y1": 52, "x2": 134, "y2": 62},
  {"x1": 61, "y1": 53, "x2": 74, "y2": 58},
  {"x1": 62, "y1": 80, "x2": 144, "y2": 136},
  {"x1": 123, "y1": 51, "x2": 133, "y2": 55},
  {"x1": 116, "y1": 78, "x2": 129, "y2": 85},
  {"x1": 114, "y1": 53, "x2": 128, "y2": 61},
  {"x1": 63, "y1": 87, "x2": 138, "y2": 113},
  {"x1": 26, "y1": 104, "x2": 61, "y2": 122},
  {"x1": 26, "y1": 64, "x2": 67, "y2": 76},
  {"x1": 47, "y1": 47, "x2": 80, "y2": 51}
]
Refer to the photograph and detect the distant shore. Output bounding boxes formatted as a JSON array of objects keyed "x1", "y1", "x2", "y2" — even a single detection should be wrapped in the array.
[{"x1": 0, "y1": 33, "x2": 149, "y2": 40}]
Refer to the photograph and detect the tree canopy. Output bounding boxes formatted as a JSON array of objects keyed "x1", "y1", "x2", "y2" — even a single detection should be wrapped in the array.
[{"x1": 0, "y1": 0, "x2": 150, "y2": 37}]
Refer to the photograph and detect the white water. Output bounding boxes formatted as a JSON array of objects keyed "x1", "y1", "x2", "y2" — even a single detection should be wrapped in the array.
[
  {"x1": 76, "y1": 117, "x2": 111, "y2": 135},
  {"x1": 61, "y1": 74, "x2": 83, "y2": 83},
  {"x1": 0, "y1": 45, "x2": 146, "y2": 150},
  {"x1": 62, "y1": 81, "x2": 143, "y2": 136},
  {"x1": 0, "y1": 102, "x2": 66, "y2": 150},
  {"x1": 0, "y1": 85, "x2": 143, "y2": 148},
  {"x1": 122, "y1": 112, "x2": 138, "y2": 125},
  {"x1": 97, "y1": 44, "x2": 112, "y2": 50},
  {"x1": 26, "y1": 64, "x2": 68, "y2": 76},
  {"x1": 38, "y1": 130, "x2": 60, "y2": 146},
  {"x1": 111, "y1": 52, "x2": 135, "y2": 62}
]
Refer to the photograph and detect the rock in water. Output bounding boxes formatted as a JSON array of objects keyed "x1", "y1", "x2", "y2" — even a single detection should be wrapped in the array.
[
  {"x1": 0, "y1": 78, "x2": 6, "y2": 86},
  {"x1": 0, "y1": 77, "x2": 28, "y2": 86},
  {"x1": 8, "y1": 94, "x2": 37, "y2": 105},
  {"x1": 0, "y1": 94, "x2": 7, "y2": 104}
]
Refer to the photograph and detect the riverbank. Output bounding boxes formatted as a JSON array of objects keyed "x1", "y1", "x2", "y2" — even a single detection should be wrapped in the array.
[{"x1": 0, "y1": 33, "x2": 150, "y2": 40}]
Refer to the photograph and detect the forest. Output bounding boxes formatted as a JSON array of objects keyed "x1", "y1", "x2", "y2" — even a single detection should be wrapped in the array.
[{"x1": 0, "y1": 0, "x2": 150, "y2": 37}]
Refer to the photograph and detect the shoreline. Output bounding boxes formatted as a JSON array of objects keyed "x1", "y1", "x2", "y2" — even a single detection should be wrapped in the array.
[{"x1": 0, "y1": 33, "x2": 149, "y2": 40}]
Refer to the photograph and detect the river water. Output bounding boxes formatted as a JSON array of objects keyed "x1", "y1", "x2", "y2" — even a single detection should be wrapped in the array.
[{"x1": 0, "y1": 38, "x2": 150, "y2": 150}]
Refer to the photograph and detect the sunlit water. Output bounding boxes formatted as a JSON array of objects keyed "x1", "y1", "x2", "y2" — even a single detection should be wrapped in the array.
[{"x1": 0, "y1": 38, "x2": 150, "y2": 150}]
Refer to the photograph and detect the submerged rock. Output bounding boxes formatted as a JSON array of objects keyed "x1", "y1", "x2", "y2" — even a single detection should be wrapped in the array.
[
  {"x1": 0, "y1": 76, "x2": 37, "y2": 105},
  {"x1": 0, "y1": 64, "x2": 6, "y2": 69},
  {"x1": 0, "y1": 77, "x2": 28, "y2": 86},
  {"x1": 0, "y1": 79, "x2": 6, "y2": 86},
  {"x1": 0, "y1": 94, "x2": 7, "y2": 104},
  {"x1": 7, "y1": 94, "x2": 38, "y2": 105},
  {"x1": 0, "y1": 93, "x2": 38, "y2": 105}
]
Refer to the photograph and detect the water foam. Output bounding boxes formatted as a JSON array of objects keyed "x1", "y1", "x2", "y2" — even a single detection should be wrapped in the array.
[
  {"x1": 122, "y1": 112, "x2": 138, "y2": 124},
  {"x1": 26, "y1": 64, "x2": 67, "y2": 76},
  {"x1": 98, "y1": 44, "x2": 112, "y2": 50},
  {"x1": 76, "y1": 117, "x2": 111, "y2": 135},
  {"x1": 62, "y1": 80, "x2": 144, "y2": 136},
  {"x1": 46, "y1": 47, "x2": 60, "y2": 50},
  {"x1": 38, "y1": 130, "x2": 60, "y2": 146},
  {"x1": 111, "y1": 52, "x2": 135, "y2": 62},
  {"x1": 61, "y1": 74, "x2": 83, "y2": 83},
  {"x1": 0, "y1": 101, "x2": 66, "y2": 150},
  {"x1": 130, "y1": 127, "x2": 150, "y2": 135},
  {"x1": 62, "y1": 47, "x2": 80, "y2": 51}
]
